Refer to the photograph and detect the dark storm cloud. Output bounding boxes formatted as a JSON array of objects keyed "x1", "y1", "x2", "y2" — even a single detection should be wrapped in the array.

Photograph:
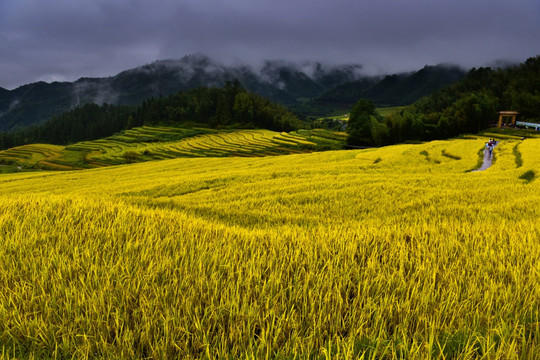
[{"x1": 1, "y1": 0, "x2": 539, "y2": 89}]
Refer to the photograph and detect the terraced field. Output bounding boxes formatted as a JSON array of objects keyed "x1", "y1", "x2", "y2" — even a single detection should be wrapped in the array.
[
  {"x1": 0, "y1": 127, "x2": 346, "y2": 171},
  {"x1": 0, "y1": 144, "x2": 63, "y2": 166}
]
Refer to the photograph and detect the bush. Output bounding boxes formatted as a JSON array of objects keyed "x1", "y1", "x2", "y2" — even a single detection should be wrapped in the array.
[{"x1": 122, "y1": 151, "x2": 141, "y2": 163}]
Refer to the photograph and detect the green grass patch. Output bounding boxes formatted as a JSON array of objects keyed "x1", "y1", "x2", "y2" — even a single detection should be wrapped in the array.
[
  {"x1": 482, "y1": 127, "x2": 540, "y2": 139},
  {"x1": 513, "y1": 143, "x2": 523, "y2": 168},
  {"x1": 317, "y1": 114, "x2": 349, "y2": 121},
  {"x1": 377, "y1": 106, "x2": 405, "y2": 117},
  {"x1": 59, "y1": 150, "x2": 88, "y2": 165},
  {"x1": 0, "y1": 165, "x2": 20, "y2": 173},
  {"x1": 519, "y1": 170, "x2": 535, "y2": 183}
]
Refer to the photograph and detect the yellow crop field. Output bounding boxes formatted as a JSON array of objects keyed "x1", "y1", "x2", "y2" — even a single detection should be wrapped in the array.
[
  {"x1": 0, "y1": 127, "x2": 344, "y2": 171},
  {"x1": 0, "y1": 135, "x2": 539, "y2": 358},
  {"x1": 82, "y1": 129, "x2": 322, "y2": 164}
]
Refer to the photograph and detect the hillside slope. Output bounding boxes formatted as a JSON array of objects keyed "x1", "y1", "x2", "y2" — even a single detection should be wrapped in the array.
[
  {"x1": 0, "y1": 54, "x2": 468, "y2": 132},
  {"x1": 0, "y1": 54, "x2": 364, "y2": 131},
  {"x1": 0, "y1": 127, "x2": 345, "y2": 171},
  {"x1": 0, "y1": 134, "x2": 539, "y2": 358},
  {"x1": 303, "y1": 64, "x2": 466, "y2": 113}
]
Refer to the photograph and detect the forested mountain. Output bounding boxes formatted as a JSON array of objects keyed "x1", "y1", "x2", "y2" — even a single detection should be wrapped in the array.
[
  {"x1": 0, "y1": 54, "x2": 470, "y2": 132},
  {"x1": 347, "y1": 56, "x2": 540, "y2": 146},
  {"x1": 0, "y1": 54, "x2": 364, "y2": 132},
  {"x1": 0, "y1": 82, "x2": 301, "y2": 149},
  {"x1": 297, "y1": 65, "x2": 467, "y2": 115}
]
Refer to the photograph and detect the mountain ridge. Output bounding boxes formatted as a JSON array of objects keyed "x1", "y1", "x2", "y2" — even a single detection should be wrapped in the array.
[
  {"x1": 300, "y1": 64, "x2": 466, "y2": 114},
  {"x1": 0, "y1": 54, "x2": 466, "y2": 132}
]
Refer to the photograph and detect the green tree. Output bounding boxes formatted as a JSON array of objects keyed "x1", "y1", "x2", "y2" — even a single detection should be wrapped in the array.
[{"x1": 347, "y1": 99, "x2": 381, "y2": 146}]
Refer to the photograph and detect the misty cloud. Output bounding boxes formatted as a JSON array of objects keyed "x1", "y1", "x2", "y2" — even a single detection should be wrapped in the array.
[
  {"x1": 71, "y1": 80, "x2": 119, "y2": 108},
  {"x1": 1, "y1": 0, "x2": 539, "y2": 89}
]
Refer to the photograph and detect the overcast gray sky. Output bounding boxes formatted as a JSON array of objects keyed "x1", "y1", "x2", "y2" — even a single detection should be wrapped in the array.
[{"x1": 1, "y1": 0, "x2": 539, "y2": 89}]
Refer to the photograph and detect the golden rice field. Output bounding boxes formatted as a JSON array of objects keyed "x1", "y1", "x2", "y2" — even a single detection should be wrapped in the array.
[
  {"x1": 0, "y1": 127, "x2": 344, "y2": 171},
  {"x1": 0, "y1": 131, "x2": 539, "y2": 359}
]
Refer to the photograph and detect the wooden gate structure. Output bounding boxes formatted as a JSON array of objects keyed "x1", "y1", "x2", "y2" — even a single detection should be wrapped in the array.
[{"x1": 498, "y1": 111, "x2": 518, "y2": 127}]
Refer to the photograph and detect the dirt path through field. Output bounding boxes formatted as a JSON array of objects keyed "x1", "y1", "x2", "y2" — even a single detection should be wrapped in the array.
[{"x1": 474, "y1": 141, "x2": 498, "y2": 172}]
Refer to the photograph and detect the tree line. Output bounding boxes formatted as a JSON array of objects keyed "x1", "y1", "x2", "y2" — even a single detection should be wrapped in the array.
[
  {"x1": 0, "y1": 81, "x2": 303, "y2": 150},
  {"x1": 347, "y1": 56, "x2": 540, "y2": 146},
  {"x1": 134, "y1": 80, "x2": 302, "y2": 131}
]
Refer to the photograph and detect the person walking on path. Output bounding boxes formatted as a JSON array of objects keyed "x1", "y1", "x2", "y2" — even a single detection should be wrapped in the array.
[
  {"x1": 476, "y1": 140, "x2": 498, "y2": 171},
  {"x1": 486, "y1": 142, "x2": 493, "y2": 157},
  {"x1": 487, "y1": 138, "x2": 498, "y2": 157}
]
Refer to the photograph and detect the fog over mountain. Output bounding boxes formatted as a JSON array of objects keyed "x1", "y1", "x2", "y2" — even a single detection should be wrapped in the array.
[
  {"x1": 0, "y1": 54, "x2": 369, "y2": 131},
  {"x1": 0, "y1": 54, "x2": 467, "y2": 131}
]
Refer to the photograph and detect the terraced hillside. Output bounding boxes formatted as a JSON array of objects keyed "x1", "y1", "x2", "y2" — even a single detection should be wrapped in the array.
[
  {"x1": 0, "y1": 127, "x2": 346, "y2": 171},
  {"x1": 0, "y1": 144, "x2": 84, "y2": 171},
  {"x1": 0, "y1": 130, "x2": 539, "y2": 358}
]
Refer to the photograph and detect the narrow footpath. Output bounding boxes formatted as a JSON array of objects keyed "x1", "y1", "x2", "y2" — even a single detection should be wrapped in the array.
[{"x1": 474, "y1": 141, "x2": 498, "y2": 172}]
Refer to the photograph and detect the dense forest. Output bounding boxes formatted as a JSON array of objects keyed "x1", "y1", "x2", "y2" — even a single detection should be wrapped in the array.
[
  {"x1": 134, "y1": 80, "x2": 302, "y2": 131},
  {"x1": 297, "y1": 64, "x2": 466, "y2": 115},
  {"x1": 0, "y1": 103, "x2": 135, "y2": 149},
  {"x1": 0, "y1": 81, "x2": 302, "y2": 150},
  {"x1": 348, "y1": 56, "x2": 540, "y2": 146}
]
